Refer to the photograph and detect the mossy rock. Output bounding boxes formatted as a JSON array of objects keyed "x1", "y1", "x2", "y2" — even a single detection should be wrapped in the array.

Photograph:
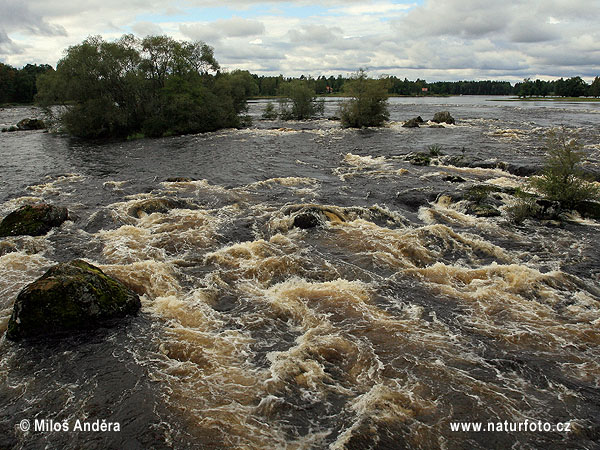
[
  {"x1": 432, "y1": 111, "x2": 455, "y2": 125},
  {"x1": 0, "y1": 204, "x2": 68, "y2": 237},
  {"x1": 17, "y1": 118, "x2": 46, "y2": 130},
  {"x1": 466, "y1": 203, "x2": 501, "y2": 217},
  {"x1": 6, "y1": 260, "x2": 140, "y2": 340},
  {"x1": 402, "y1": 117, "x2": 422, "y2": 128},
  {"x1": 408, "y1": 152, "x2": 432, "y2": 166},
  {"x1": 127, "y1": 198, "x2": 191, "y2": 218}
]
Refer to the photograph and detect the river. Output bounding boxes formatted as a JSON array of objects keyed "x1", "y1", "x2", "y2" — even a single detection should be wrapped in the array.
[{"x1": 1, "y1": 96, "x2": 599, "y2": 449}]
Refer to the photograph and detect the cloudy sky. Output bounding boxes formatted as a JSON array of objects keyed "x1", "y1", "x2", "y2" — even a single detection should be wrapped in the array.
[{"x1": 1, "y1": 0, "x2": 599, "y2": 82}]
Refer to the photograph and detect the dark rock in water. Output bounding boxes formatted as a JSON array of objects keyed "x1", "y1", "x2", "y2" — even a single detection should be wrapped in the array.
[
  {"x1": 6, "y1": 260, "x2": 141, "y2": 340},
  {"x1": 467, "y1": 203, "x2": 501, "y2": 217},
  {"x1": 534, "y1": 199, "x2": 561, "y2": 220},
  {"x1": 402, "y1": 116, "x2": 424, "y2": 128},
  {"x1": 16, "y1": 118, "x2": 46, "y2": 130},
  {"x1": 164, "y1": 177, "x2": 196, "y2": 182},
  {"x1": 432, "y1": 111, "x2": 455, "y2": 125},
  {"x1": 289, "y1": 206, "x2": 346, "y2": 229},
  {"x1": 0, "y1": 204, "x2": 68, "y2": 237},
  {"x1": 395, "y1": 189, "x2": 439, "y2": 211},
  {"x1": 575, "y1": 200, "x2": 600, "y2": 220},
  {"x1": 293, "y1": 210, "x2": 324, "y2": 229},
  {"x1": 407, "y1": 152, "x2": 431, "y2": 166},
  {"x1": 443, "y1": 175, "x2": 466, "y2": 183},
  {"x1": 127, "y1": 198, "x2": 192, "y2": 218}
]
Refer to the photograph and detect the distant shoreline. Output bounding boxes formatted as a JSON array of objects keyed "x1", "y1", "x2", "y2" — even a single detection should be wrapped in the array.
[{"x1": 492, "y1": 97, "x2": 600, "y2": 102}]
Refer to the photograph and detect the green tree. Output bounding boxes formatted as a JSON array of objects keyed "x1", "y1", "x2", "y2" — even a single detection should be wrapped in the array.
[
  {"x1": 278, "y1": 80, "x2": 324, "y2": 120},
  {"x1": 36, "y1": 34, "x2": 249, "y2": 139},
  {"x1": 530, "y1": 128, "x2": 599, "y2": 209},
  {"x1": 340, "y1": 69, "x2": 389, "y2": 128}
]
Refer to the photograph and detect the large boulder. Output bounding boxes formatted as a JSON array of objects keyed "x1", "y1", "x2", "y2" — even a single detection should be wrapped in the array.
[
  {"x1": 432, "y1": 111, "x2": 455, "y2": 125},
  {"x1": 16, "y1": 118, "x2": 46, "y2": 130},
  {"x1": 6, "y1": 260, "x2": 141, "y2": 340},
  {"x1": 0, "y1": 204, "x2": 68, "y2": 237},
  {"x1": 402, "y1": 116, "x2": 423, "y2": 128}
]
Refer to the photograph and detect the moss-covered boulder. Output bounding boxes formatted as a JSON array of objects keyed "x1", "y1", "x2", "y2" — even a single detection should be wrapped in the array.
[
  {"x1": 6, "y1": 260, "x2": 141, "y2": 340},
  {"x1": 17, "y1": 118, "x2": 46, "y2": 130},
  {"x1": 0, "y1": 204, "x2": 68, "y2": 237},
  {"x1": 432, "y1": 111, "x2": 455, "y2": 125}
]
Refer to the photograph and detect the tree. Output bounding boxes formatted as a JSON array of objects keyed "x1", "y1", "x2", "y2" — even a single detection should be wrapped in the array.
[
  {"x1": 36, "y1": 34, "x2": 250, "y2": 139},
  {"x1": 589, "y1": 77, "x2": 600, "y2": 98},
  {"x1": 530, "y1": 128, "x2": 599, "y2": 209},
  {"x1": 277, "y1": 80, "x2": 324, "y2": 120},
  {"x1": 339, "y1": 69, "x2": 389, "y2": 128}
]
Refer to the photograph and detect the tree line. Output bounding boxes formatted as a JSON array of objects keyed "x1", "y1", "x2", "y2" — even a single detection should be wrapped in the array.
[{"x1": 0, "y1": 63, "x2": 53, "y2": 104}]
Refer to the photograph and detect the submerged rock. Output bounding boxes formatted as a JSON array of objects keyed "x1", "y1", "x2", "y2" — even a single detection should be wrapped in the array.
[
  {"x1": 6, "y1": 260, "x2": 141, "y2": 340},
  {"x1": 0, "y1": 204, "x2": 68, "y2": 237},
  {"x1": 402, "y1": 117, "x2": 423, "y2": 128},
  {"x1": 432, "y1": 111, "x2": 455, "y2": 125},
  {"x1": 17, "y1": 118, "x2": 46, "y2": 130},
  {"x1": 127, "y1": 198, "x2": 192, "y2": 218}
]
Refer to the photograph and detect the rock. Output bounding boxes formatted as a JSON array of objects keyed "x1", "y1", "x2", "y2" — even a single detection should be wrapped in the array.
[
  {"x1": 6, "y1": 260, "x2": 141, "y2": 340},
  {"x1": 467, "y1": 203, "x2": 501, "y2": 217},
  {"x1": 164, "y1": 177, "x2": 196, "y2": 182},
  {"x1": 290, "y1": 206, "x2": 345, "y2": 229},
  {"x1": 443, "y1": 175, "x2": 466, "y2": 183},
  {"x1": 407, "y1": 152, "x2": 431, "y2": 166},
  {"x1": 395, "y1": 189, "x2": 439, "y2": 211},
  {"x1": 402, "y1": 118, "x2": 421, "y2": 128},
  {"x1": 0, "y1": 204, "x2": 68, "y2": 237},
  {"x1": 574, "y1": 200, "x2": 600, "y2": 220},
  {"x1": 432, "y1": 111, "x2": 455, "y2": 125},
  {"x1": 127, "y1": 198, "x2": 191, "y2": 218},
  {"x1": 16, "y1": 118, "x2": 46, "y2": 130},
  {"x1": 293, "y1": 210, "x2": 325, "y2": 229}
]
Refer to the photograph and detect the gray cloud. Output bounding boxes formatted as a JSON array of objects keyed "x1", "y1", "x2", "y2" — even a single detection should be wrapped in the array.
[
  {"x1": 132, "y1": 21, "x2": 164, "y2": 37},
  {"x1": 180, "y1": 17, "x2": 264, "y2": 43}
]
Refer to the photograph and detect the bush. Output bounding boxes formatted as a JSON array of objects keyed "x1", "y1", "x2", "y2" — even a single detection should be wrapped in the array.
[
  {"x1": 530, "y1": 128, "x2": 599, "y2": 209},
  {"x1": 340, "y1": 69, "x2": 389, "y2": 128},
  {"x1": 262, "y1": 101, "x2": 278, "y2": 119},
  {"x1": 278, "y1": 81, "x2": 324, "y2": 120}
]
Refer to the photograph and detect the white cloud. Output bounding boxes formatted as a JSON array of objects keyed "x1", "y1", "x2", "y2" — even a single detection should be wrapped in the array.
[{"x1": 0, "y1": 0, "x2": 598, "y2": 82}]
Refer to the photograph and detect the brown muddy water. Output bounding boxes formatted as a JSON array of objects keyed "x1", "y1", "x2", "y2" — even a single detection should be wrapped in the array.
[{"x1": 0, "y1": 97, "x2": 599, "y2": 449}]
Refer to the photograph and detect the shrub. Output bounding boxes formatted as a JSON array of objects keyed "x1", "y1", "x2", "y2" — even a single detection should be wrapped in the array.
[
  {"x1": 262, "y1": 101, "x2": 278, "y2": 119},
  {"x1": 530, "y1": 128, "x2": 599, "y2": 209},
  {"x1": 278, "y1": 81, "x2": 324, "y2": 120},
  {"x1": 340, "y1": 69, "x2": 389, "y2": 128}
]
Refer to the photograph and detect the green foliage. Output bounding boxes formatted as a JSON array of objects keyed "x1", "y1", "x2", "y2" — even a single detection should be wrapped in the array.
[
  {"x1": 428, "y1": 144, "x2": 442, "y2": 156},
  {"x1": 530, "y1": 128, "x2": 599, "y2": 209},
  {"x1": 505, "y1": 190, "x2": 540, "y2": 224},
  {"x1": 36, "y1": 34, "x2": 252, "y2": 139},
  {"x1": 340, "y1": 70, "x2": 389, "y2": 128},
  {"x1": 261, "y1": 101, "x2": 278, "y2": 119},
  {"x1": 278, "y1": 81, "x2": 324, "y2": 120}
]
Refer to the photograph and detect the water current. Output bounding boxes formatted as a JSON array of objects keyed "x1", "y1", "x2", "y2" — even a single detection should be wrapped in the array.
[{"x1": 1, "y1": 97, "x2": 599, "y2": 449}]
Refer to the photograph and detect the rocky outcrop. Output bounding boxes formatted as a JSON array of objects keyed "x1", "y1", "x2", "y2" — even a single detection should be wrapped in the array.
[
  {"x1": 6, "y1": 260, "x2": 141, "y2": 340},
  {"x1": 402, "y1": 116, "x2": 424, "y2": 128},
  {"x1": 17, "y1": 118, "x2": 46, "y2": 130},
  {"x1": 432, "y1": 111, "x2": 455, "y2": 125},
  {"x1": 0, "y1": 204, "x2": 68, "y2": 237},
  {"x1": 127, "y1": 198, "x2": 192, "y2": 218}
]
